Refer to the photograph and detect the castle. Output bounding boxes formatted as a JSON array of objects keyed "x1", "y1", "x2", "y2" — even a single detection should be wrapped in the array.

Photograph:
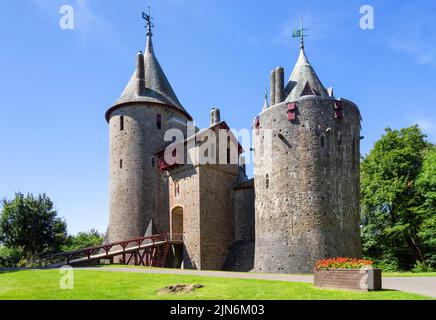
[{"x1": 105, "y1": 16, "x2": 362, "y2": 274}]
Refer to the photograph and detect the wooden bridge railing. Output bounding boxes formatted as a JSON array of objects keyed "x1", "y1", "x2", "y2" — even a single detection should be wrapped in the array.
[{"x1": 41, "y1": 233, "x2": 183, "y2": 267}]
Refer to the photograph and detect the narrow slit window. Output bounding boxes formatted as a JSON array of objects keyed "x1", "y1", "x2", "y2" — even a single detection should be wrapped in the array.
[
  {"x1": 174, "y1": 182, "x2": 180, "y2": 197},
  {"x1": 352, "y1": 137, "x2": 356, "y2": 169},
  {"x1": 227, "y1": 136, "x2": 231, "y2": 164},
  {"x1": 321, "y1": 136, "x2": 325, "y2": 148},
  {"x1": 120, "y1": 159, "x2": 123, "y2": 169},
  {"x1": 120, "y1": 116, "x2": 124, "y2": 131},
  {"x1": 156, "y1": 114, "x2": 162, "y2": 130},
  {"x1": 266, "y1": 174, "x2": 270, "y2": 189},
  {"x1": 151, "y1": 157, "x2": 156, "y2": 168}
]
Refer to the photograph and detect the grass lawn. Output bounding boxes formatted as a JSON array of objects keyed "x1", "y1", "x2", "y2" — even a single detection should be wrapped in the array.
[
  {"x1": 0, "y1": 269, "x2": 433, "y2": 300},
  {"x1": 383, "y1": 272, "x2": 436, "y2": 277},
  {"x1": 99, "y1": 264, "x2": 436, "y2": 277}
]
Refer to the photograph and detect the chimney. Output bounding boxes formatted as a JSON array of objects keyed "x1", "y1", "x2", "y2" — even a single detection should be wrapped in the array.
[
  {"x1": 210, "y1": 108, "x2": 221, "y2": 127},
  {"x1": 136, "y1": 51, "x2": 145, "y2": 96},
  {"x1": 274, "y1": 67, "x2": 285, "y2": 104},
  {"x1": 270, "y1": 69, "x2": 276, "y2": 106}
]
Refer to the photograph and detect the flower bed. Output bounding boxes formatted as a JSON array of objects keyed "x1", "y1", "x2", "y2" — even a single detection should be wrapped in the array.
[
  {"x1": 316, "y1": 258, "x2": 374, "y2": 270},
  {"x1": 314, "y1": 258, "x2": 382, "y2": 291}
]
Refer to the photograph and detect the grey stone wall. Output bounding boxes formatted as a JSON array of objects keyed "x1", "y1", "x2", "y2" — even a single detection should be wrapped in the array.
[
  {"x1": 224, "y1": 180, "x2": 255, "y2": 271},
  {"x1": 166, "y1": 123, "x2": 240, "y2": 271},
  {"x1": 233, "y1": 180, "x2": 255, "y2": 242},
  {"x1": 168, "y1": 164, "x2": 239, "y2": 270},
  {"x1": 168, "y1": 165, "x2": 201, "y2": 269},
  {"x1": 253, "y1": 96, "x2": 362, "y2": 274},
  {"x1": 199, "y1": 164, "x2": 238, "y2": 270},
  {"x1": 107, "y1": 103, "x2": 188, "y2": 243}
]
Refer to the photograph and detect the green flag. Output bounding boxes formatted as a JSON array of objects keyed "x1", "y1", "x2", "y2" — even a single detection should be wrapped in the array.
[{"x1": 292, "y1": 30, "x2": 301, "y2": 38}]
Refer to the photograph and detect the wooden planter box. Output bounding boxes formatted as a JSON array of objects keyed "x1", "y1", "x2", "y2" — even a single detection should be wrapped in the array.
[{"x1": 314, "y1": 268, "x2": 382, "y2": 291}]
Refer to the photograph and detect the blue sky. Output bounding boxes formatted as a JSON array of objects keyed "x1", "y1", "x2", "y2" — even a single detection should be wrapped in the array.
[{"x1": 0, "y1": 0, "x2": 435, "y2": 235}]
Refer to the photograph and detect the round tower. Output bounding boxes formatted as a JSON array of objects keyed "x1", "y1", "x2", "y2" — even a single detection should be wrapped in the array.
[
  {"x1": 106, "y1": 24, "x2": 192, "y2": 242},
  {"x1": 253, "y1": 45, "x2": 362, "y2": 274}
]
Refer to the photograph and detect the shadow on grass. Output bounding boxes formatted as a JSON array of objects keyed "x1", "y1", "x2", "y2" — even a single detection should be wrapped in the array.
[{"x1": 0, "y1": 268, "x2": 21, "y2": 274}]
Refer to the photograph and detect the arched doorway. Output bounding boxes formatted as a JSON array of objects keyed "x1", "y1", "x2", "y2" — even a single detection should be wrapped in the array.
[{"x1": 171, "y1": 206, "x2": 184, "y2": 236}]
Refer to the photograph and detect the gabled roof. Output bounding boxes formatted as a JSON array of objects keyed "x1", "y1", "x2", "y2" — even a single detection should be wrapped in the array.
[
  {"x1": 285, "y1": 48, "x2": 328, "y2": 102},
  {"x1": 155, "y1": 121, "x2": 244, "y2": 156},
  {"x1": 155, "y1": 121, "x2": 244, "y2": 171},
  {"x1": 106, "y1": 32, "x2": 192, "y2": 121}
]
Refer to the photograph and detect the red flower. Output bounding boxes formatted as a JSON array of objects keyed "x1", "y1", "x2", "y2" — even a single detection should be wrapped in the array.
[{"x1": 315, "y1": 258, "x2": 374, "y2": 270}]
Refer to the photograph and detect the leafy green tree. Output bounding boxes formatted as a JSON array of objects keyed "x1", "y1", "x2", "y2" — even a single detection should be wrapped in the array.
[
  {"x1": 361, "y1": 126, "x2": 433, "y2": 270},
  {"x1": 0, "y1": 193, "x2": 67, "y2": 263},
  {"x1": 0, "y1": 245, "x2": 25, "y2": 268},
  {"x1": 416, "y1": 146, "x2": 436, "y2": 267},
  {"x1": 62, "y1": 229, "x2": 104, "y2": 252}
]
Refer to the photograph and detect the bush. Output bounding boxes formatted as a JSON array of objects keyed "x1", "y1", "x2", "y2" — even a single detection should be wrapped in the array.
[
  {"x1": 62, "y1": 229, "x2": 104, "y2": 252},
  {"x1": 412, "y1": 261, "x2": 435, "y2": 273},
  {"x1": 0, "y1": 246, "x2": 25, "y2": 268},
  {"x1": 373, "y1": 256, "x2": 401, "y2": 273},
  {"x1": 316, "y1": 258, "x2": 374, "y2": 270}
]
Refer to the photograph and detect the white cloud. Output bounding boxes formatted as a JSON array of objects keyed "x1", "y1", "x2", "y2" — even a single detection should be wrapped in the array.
[
  {"x1": 389, "y1": 35, "x2": 436, "y2": 68},
  {"x1": 416, "y1": 118, "x2": 435, "y2": 132},
  {"x1": 414, "y1": 118, "x2": 436, "y2": 142},
  {"x1": 74, "y1": 0, "x2": 112, "y2": 41},
  {"x1": 387, "y1": 7, "x2": 436, "y2": 68},
  {"x1": 29, "y1": 0, "x2": 117, "y2": 45}
]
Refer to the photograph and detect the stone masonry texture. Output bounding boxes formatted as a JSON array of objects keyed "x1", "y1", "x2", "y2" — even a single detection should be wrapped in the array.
[
  {"x1": 253, "y1": 96, "x2": 362, "y2": 274},
  {"x1": 107, "y1": 103, "x2": 188, "y2": 243}
]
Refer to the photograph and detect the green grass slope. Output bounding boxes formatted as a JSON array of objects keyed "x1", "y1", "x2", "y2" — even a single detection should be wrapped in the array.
[{"x1": 0, "y1": 269, "x2": 433, "y2": 300}]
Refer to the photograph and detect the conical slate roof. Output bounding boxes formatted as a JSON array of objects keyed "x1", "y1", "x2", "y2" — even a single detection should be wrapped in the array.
[
  {"x1": 285, "y1": 47, "x2": 328, "y2": 102},
  {"x1": 107, "y1": 32, "x2": 192, "y2": 121}
]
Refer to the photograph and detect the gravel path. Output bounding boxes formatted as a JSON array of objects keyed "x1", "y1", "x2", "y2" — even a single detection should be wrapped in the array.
[
  {"x1": 81, "y1": 267, "x2": 436, "y2": 298},
  {"x1": 382, "y1": 277, "x2": 436, "y2": 298}
]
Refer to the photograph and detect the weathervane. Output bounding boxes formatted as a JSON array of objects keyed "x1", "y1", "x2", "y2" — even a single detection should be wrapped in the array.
[
  {"x1": 292, "y1": 16, "x2": 309, "y2": 48},
  {"x1": 142, "y1": 6, "x2": 154, "y2": 35}
]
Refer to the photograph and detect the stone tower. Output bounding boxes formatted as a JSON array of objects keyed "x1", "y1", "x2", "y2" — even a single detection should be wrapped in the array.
[
  {"x1": 253, "y1": 41, "x2": 362, "y2": 274},
  {"x1": 106, "y1": 24, "x2": 192, "y2": 242}
]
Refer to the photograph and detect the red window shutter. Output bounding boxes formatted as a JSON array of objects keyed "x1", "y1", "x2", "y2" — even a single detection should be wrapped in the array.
[
  {"x1": 255, "y1": 117, "x2": 260, "y2": 135},
  {"x1": 334, "y1": 101, "x2": 344, "y2": 110},
  {"x1": 157, "y1": 153, "x2": 167, "y2": 170},
  {"x1": 334, "y1": 101, "x2": 344, "y2": 119},
  {"x1": 287, "y1": 103, "x2": 297, "y2": 121}
]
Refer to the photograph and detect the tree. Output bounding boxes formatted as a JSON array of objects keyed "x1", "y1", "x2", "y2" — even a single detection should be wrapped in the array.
[
  {"x1": 0, "y1": 245, "x2": 25, "y2": 268},
  {"x1": 62, "y1": 229, "x2": 104, "y2": 252},
  {"x1": 416, "y1": 146, "x2": 436, "y2": 267},
  {"x1": 0, "y1": 193, "x2": 67, "y2": 263},
  {"x1": 361, "y1": 125, "x2": 433, "y2": 270}
]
